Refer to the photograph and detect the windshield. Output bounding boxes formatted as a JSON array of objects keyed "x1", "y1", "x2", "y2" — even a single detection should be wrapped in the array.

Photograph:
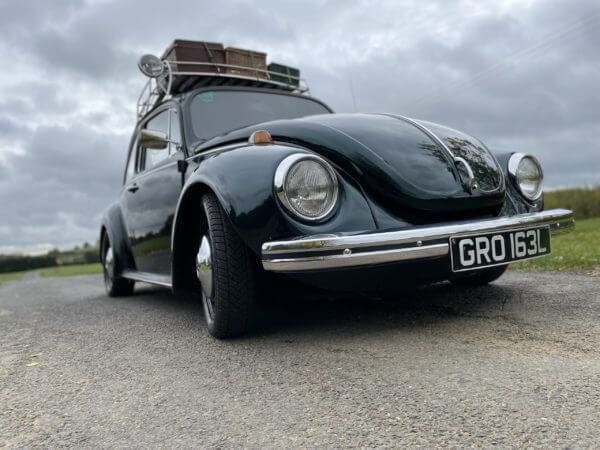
[{"x1": 189, "y1": 90, "x2": 331, "y2": 142}]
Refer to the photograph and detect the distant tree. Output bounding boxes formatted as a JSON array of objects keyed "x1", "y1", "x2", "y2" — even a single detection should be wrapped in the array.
[
  {"x1": 83, "y1": 242, "x2": 90, "y2": 249},
  {"x1": 0, "y1": 255, "x2": 58, "y2": 273},
  {"x1": 84, "y1": 250, "x2": 100, "y2": 264}
]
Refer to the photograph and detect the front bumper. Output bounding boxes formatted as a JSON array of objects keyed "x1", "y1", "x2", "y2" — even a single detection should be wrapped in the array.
[{"x1": 261, "y1": 209, "x2": 574, "y2": 272}]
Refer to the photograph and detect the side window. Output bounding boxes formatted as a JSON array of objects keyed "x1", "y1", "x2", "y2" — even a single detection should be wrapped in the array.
[
  {"x1": 142, "y1": 110, "x2": 169, "y2": 169},
  {"x1": 169, "y1": 109, "x2": 182, "y2": 155},
  {"x1": 124, "y1": 138, "x2": 138, "y2": 183}
]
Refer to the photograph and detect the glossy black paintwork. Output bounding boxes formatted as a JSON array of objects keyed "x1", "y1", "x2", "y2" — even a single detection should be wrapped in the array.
[
  {"x1": 189, "y1": 113, "x2": 506, "y2": 213},
  {"x1": 121, "y1": 155, "x2": 184, "y2": 275},
  {"x1": 100, "y1": 87, "x2": 540, "y2": 291},
  {"x1": 175, "y1": 145, "x2": 377, "y2": 254},
  {"x1": 418, "y1": 120, "x2": 504, "y2": 193}
]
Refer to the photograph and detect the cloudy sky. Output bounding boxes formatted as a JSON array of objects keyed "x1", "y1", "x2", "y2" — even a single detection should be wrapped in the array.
[{"x1": 0, "y1": 0, "x2": 598, "y2": 254}]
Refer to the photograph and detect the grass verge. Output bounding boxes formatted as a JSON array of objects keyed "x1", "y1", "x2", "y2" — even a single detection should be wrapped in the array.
[
  {"x1": 40, "y1": 263, "x2": 103, "y2": 278},
  {"x1": 0, "y1": 271, "x2": 27, "y2": 284},
  {"x1": 544, "y1": 186, "x2": 600, "y2": 220},
  {"x1": 512, "y1": 217, "x2": 600, "y2": 273}
]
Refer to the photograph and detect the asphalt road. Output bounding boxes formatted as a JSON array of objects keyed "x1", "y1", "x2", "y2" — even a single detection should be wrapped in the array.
[{"x1": 1, "y1": 271, "x2": 599, "y2": 448}]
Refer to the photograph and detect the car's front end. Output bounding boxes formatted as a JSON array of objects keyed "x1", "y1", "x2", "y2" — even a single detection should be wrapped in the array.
[{"x1": 226, "y1": 112, "x2": 575, "y2": 289}]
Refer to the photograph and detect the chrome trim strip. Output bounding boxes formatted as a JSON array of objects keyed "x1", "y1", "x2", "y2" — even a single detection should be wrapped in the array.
[
  {"x1": 388, "y1": 114, "x2": 457, "y2": 159},
  {"x1": 263, "y1": 243, "x2": 449, "y2": 272},
  {"x1": 378, "y1": 113, "x2": 502, "y2": 194},
  {"x1": 121, "y1": 270, "x2": 172, "y2": 288},
  {"x1": 453, "y1": 156, "x2": 478, "y2": 193},
  {"x1": 129, "y1": 160, "x2": 178, "y2": 182},
  {"x1": 186, "y1": 143, "x2": 247, "y2": 161},
  {"x1": 167, "y1": 61, "x2": 303, "y2": 83},
  {"x1": 261, "y1": 209, "x2": 574, "y2": 272}
]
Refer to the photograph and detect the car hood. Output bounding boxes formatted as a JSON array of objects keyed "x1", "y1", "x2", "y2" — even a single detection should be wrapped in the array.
[{"x1": 196, "y1": 112, "x2": 506, "y2": 212}]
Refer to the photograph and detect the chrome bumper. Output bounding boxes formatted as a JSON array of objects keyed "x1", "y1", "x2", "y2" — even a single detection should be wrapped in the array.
[{"x1": 261, "y1": 209, "x2": 575, "y2": 272}]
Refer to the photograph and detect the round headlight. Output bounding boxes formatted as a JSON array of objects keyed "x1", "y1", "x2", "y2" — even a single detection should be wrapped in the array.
[
  {"x1": 508, "y1": 153, "x2": 544, "y2": 201},
  {"x1": 274, "y1": 154, "x2": 339, "y2": 221}
]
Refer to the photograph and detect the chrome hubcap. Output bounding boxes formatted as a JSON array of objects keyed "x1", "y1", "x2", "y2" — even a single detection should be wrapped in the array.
[
  {"x1": 104, "y1": 247, "x2": 114, "y2": 279},
  {"x1": 196, "y1": 235, "x2": 213, "y2": 298}
]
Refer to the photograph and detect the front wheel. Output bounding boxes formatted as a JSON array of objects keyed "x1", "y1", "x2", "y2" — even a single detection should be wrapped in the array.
[
  {"x1": 196, "y1": 193, "x2": 256, "y2": 338},
  {"x1": 102, "y1": 234, "x2": 134, "y2": 297},
  {"x1": 451, "y1": 265, "x2": 508, "y2": 287}
]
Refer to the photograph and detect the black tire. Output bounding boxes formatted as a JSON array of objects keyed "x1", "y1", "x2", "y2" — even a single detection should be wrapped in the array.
[
  {"x1": 451, "y1": 265, "x2": 508, "y2": 287},
  {"x1": 198, "y1": 193, "x2": 256, "y2": 338},
  {"x1": 102, "y1": 234, "x2": 135, "y2": 297}
]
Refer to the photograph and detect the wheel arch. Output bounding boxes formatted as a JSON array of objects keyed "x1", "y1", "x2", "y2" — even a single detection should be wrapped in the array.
[
  {"x1": 169, "y1": 146, "x2": 287, "y2": 293},
  {"x1": 171, "y1": 180, "x2": 217, "y2": 293},
  {"x1": 99, "y1": 202, "x2": 136, "y2": 277}
]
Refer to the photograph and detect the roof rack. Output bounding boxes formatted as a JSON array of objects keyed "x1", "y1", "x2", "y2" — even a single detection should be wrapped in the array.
[{"x1": 137, "y1": 60, "x2": 311, "y2": 120}]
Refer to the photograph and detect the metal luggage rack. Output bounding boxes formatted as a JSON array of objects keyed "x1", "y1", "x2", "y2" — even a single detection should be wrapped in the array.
[{"x1": 137, "y1": 60, "x2": 311, "y2": 120}]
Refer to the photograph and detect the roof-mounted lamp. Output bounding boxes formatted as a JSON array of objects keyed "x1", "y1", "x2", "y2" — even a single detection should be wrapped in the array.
[{"x1": 138, "y1": 54, "x2": 165, "y2": 78}]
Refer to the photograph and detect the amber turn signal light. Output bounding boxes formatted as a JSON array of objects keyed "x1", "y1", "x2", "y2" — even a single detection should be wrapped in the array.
[{"x1": 249, "y1": 130, "x2": 273, "y2": 145}]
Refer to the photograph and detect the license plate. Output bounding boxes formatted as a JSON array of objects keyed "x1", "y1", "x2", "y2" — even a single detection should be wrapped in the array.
[{"x1": 450, "y1": 226, "x2": 551, "y2": 272}]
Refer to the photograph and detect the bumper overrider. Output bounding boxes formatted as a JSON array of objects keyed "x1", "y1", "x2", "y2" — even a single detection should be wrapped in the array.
[{"x1": 261, "y1": 209, "x2": 574, "y2": 272}]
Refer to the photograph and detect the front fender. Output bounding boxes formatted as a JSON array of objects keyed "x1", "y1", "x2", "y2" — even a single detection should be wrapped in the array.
[
  {"x1": 174, "y1": 144, "x2": 377, "y2": 257},
  {"x1": 100, "y1": 202, "x2": 136, "y2": 276}
]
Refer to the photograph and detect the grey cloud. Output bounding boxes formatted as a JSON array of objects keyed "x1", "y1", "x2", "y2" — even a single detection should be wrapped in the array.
[
  {"x1": 0, "y1": 123, "x2": 128, "y2": 248},
  {"x1": 0, "y1": 116, "x2": 25, "y2": 137},
  {"x1": 0, "y1": 0, "x2": 83, "y2": 33},
  {"x1": 0, "y1": 161, "x2": 7, "y2": 179},
  {"x1": 12, "y1": 125, "x2": 126, "y2": 187}
]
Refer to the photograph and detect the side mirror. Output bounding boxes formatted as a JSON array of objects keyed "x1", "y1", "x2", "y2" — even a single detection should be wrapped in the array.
[{"x1": 139, "y1": 129, "x2": 169, "y2": 150}]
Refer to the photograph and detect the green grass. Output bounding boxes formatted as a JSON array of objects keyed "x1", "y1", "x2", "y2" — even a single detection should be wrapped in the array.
[
  {"x1": 0, "y1": 270, "x2": 27, "y2": 284},
  {"x1": 40, "y1": 263, "x2": 103, "y2": 278},
  {"x1": 512, "y1": 217, "x2": 600, "y2": 273},
  {"x1": 544, "y1": 186, "x2": 600, "y2": 220}
]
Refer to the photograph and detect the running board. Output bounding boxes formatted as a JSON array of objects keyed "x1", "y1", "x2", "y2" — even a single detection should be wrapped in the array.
[{"x1": 121, "y1": 270, "x2": 172, "y2": 288}]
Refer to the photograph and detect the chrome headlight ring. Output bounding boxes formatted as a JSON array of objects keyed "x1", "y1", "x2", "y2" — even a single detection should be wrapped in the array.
[
  {"x1": 508, "y1": 153, "x2": 544, "y2": 201},
  {"x1": 274, "y1": 153, "x2": 339, "y2": 222}
]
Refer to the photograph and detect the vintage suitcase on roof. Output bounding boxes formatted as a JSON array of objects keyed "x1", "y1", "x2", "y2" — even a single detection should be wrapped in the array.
[
  {"x1": 162, "y1": 40, "x2": 225, "y2": 73},
  {"x1": 268, "y1": 62, "x2": 300, "y2": 87},
  {"x1": 225, "y1": 47, "x2": 268, "y2": 79}
]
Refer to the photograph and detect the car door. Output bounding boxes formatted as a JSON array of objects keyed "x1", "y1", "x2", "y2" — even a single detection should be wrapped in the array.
[{"x1": 120, "y1": 106, "x2": 186, "y2": 276}]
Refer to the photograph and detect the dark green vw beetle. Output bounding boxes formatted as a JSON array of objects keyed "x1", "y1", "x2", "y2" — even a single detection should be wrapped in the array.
[{"x1": 100, "y1": 49, "x2": 574, "y2": 338}]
